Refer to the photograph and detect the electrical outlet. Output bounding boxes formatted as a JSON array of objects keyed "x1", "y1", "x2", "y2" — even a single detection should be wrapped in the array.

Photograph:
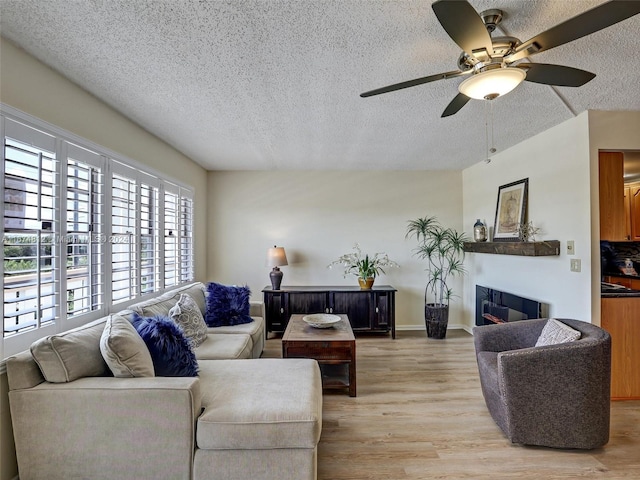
[
  {"x1": 570, "y1": 259, "x2": 581, "y2": 272},
  {"x1": 567, "y1": 240, "x2": 575, "y2": 255}
]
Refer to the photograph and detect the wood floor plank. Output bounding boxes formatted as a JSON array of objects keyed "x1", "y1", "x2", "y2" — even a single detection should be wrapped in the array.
[{"x1": 263, "y1": 330, "x2": 640, "y2": 479}]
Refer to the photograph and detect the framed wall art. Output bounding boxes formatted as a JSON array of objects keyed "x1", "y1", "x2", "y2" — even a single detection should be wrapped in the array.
[{"x1": 493, "y1": 178, "x2": 528, "y2": 242}]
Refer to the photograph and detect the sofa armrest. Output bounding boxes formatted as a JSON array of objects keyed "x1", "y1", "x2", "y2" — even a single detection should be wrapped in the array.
[
  {"x1": 250, "y1": 300, "x2": 264, "y2": 318},
  {"x1": 473, "y1": 318, "x2": 547, "y2": 353},
  {"x1": 9, "y1": 377, "x2": 201, "y2": 480}
]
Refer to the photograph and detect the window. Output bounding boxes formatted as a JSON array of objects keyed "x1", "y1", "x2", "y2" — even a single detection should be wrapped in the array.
[
  {"x1": 3, "y1": 120, "x2": 58, "y2": 338},
  {"x1": 2, "y1": 111, "x2": 195, "y2": 358}
]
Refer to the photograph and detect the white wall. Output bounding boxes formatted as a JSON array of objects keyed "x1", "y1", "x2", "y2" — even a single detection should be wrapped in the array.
[
  {"x1": 206, "y1": 171, "x2": 465, "y2": 330},
  {"x1": 0, "y1": 37, "x2": 209, "y2": 480},
  {"x1": 0, "y1": 38, "x2": 209, "y2": 281},
  {"x1": 462, "y1": 113, "x2": 593, "y2": 329}
]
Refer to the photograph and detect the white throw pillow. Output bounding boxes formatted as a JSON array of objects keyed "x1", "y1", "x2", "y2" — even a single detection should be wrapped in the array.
[
  {"x1": 100, "y1": 314, "x2": 155, "y2": 377},
  {"x1": 535, "y1": 318, "x2": 581, "y2": 347},
  {"x1": 169, "y1": 293, "x2": 208, "y2": 348}
]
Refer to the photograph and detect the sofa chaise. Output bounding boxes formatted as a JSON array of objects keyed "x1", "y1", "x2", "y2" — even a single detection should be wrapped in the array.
[{"x1": 6, "y1": 282, "x2": 323, "y2": 480}]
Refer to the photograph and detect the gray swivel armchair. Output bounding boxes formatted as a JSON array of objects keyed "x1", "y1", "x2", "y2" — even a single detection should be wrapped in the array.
[{"x1": 473, "y1": 318, "x2": 611, "y2": 449}]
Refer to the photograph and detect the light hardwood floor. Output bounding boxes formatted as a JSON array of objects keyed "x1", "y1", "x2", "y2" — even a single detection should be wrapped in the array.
[{"x1": 263, "y1": 330, "x2": 640, "y2": 480}]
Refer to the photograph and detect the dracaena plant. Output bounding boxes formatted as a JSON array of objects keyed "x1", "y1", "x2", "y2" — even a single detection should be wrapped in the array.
[
  {"x1": 328, "y1": 243, "x2": 398, "y2": 279},
  {"x1": 406, "y1": 216, "x2": 468, "y2": 307}
]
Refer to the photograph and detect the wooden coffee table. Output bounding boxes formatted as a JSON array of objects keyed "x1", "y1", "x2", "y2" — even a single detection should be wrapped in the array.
[{"x1": 282, "y1": 314, "x2": 356, "y2": 397}]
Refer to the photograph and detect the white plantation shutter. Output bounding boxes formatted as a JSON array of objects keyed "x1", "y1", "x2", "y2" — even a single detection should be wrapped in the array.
[
  {"x1": 179, "y1": 191, "x2": 194, "y2": 283},
  {"x1": 65, "y1": 143, "x2": 104, "y2": 316},
  {"x1": 139, "y1": 174, "x2": 160, "y2": 295},
  {"x1": 163, "y1": 183, "x2": 179, "y2": 288},
  {"x1": 2, "y1": 119, "x2": 59, "y2": 337},
  {"x1": 110, "y1": 167, "x2": 138, "y2": 303}
]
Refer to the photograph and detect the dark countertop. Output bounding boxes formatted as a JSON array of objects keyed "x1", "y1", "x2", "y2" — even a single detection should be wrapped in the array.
[
  {"x1": 601, "y1": 282, "x2": 640, "y2": 298},
  {"x1": 604, "y1": 272, "x2": 640, "y2": 280}
]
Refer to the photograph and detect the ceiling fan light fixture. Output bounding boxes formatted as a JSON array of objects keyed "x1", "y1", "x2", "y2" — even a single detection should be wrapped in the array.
[{"x1": 458, "y1": 67, "x2": 526, "y2": 100}]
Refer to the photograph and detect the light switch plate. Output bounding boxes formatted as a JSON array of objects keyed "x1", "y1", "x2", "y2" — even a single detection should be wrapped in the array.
[
  {"x1": 570, "y1": 259, "x2": 581, "y2": 272},
  {"x1": 567, "y1": 240, "x2": 575, "y2": 255}
]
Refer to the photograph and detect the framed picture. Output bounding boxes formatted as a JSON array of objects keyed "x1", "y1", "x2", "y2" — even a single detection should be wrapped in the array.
[{"x1": 493, "y1": 178, "x2": 528, "y2": 241}]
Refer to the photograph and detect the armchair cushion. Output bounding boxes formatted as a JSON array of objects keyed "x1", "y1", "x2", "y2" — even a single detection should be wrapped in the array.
[{"x1": 535, "y1": 318, "x2": 581, "y2": 346}]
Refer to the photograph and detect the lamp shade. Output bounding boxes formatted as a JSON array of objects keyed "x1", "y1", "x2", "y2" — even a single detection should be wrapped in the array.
[
  {"x1": 266, "y1": 246, "x2": 288, "y2": 267},
  {"x1": 458, "y1": 67, "x2": 526, "y2": 100}
]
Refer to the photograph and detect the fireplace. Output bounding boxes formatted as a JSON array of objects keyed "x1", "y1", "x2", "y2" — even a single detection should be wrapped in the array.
[{"x1": 475, "y1": 285, "x2": 548, "y2": 326}]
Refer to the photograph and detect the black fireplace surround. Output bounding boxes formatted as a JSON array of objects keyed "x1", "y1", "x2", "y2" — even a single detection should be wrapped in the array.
[{"x1": 475, "y1": 285, "x2": 547, "y2": 326}]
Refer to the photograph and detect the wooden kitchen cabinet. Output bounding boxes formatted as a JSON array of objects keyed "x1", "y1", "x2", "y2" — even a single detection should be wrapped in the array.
[
  {"x1": 601, "y1": 297, "x2": 640, "y2": 400},
  {"x1": 263, "y1": 285, "x2": 396, "y2": 337},
  {"x1": 599, "y1": 151, "x2": 626, "y2": 241},
  {"x1": 624, "y1": 185, "x2": 632, "y2": 239},
  {"x1": 628, "y1": 182, "x2": 640, "y2": 240}
]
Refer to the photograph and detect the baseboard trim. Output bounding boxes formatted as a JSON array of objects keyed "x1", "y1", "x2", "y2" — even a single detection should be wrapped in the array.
[{"x1": 396, "y1": 324, "x2": 474, "y2": 335}]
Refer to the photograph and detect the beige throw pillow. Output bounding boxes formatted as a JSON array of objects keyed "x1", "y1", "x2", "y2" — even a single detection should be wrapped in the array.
[
  {"x1": 30, "y1": 318, "x2": 108, "y2": 383},
  {"x1": 169, "y1": 293, "x2": 208, "y2": 347},
  {"x1": 535, "y1": 318, "x2": 581, "y2": 347},
  {"x1": 100, "y1": 314, "x2": 154, "y2": 377}
]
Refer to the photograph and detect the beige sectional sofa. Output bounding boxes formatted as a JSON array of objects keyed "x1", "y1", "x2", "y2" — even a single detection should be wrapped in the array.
[{"x1": 6, "y1": 282, "x2": 323, "y2": 480}]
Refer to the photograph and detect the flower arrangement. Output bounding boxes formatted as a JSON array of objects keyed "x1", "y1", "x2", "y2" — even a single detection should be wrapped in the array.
[{"x1": 328, "y1": 243, "x2": 398, "y2": 280}]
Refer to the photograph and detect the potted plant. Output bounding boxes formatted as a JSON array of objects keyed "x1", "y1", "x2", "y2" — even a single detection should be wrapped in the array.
[
  {"x1": 328, "y1": 243, "x2": 398, "y2": 289},
  {"x1": 406, "y1": 216, "x2": 468, "y2": 338}
]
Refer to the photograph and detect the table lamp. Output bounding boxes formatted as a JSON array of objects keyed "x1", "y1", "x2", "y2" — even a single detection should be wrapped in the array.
[{"x1": 266, "y1": 246, "x2": 288, "y2": 290}]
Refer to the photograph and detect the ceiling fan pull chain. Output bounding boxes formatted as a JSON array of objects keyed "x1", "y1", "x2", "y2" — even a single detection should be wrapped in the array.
[{"x1": 490, "y1": 100, "x2": 496, "y2": 155}]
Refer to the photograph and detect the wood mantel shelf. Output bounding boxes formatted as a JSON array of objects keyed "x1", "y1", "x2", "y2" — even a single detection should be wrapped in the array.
[{"x1": 463, "y1": 241, "x2": 560, "y2": 256}]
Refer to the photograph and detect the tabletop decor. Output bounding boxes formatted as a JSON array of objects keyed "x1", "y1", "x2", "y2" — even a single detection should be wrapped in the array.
[{"x1": 328, "y1": 243, "x2": 398, "y2": 289}]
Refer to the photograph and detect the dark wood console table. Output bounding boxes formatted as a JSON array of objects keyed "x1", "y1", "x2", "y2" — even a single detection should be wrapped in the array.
[{"x1": 262, "y1": 285, "x2": 396, "y2": 338}]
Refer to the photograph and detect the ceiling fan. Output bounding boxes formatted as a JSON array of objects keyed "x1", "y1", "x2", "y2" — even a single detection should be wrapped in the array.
[{"x1": 360, "y1": 0, "x2": 640, "y2": 117}]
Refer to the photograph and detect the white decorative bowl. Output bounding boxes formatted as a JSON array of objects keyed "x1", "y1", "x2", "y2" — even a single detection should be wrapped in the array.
[{"x1": 302, "y1": 313, "x2": 341, "y2": 329}]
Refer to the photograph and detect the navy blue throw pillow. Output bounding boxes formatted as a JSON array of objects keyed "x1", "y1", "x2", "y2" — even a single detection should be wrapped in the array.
[
  {"x1": 132, "y1": 313, "x2": 199, "y2": 377},
  {"x1": 205, "y1": 282, "x2": 253, "y2": 327}
]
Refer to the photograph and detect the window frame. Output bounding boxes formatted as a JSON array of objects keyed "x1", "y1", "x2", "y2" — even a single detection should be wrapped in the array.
[{"x1": 1, "y1": 105, "x2": 195, "y2": 360}]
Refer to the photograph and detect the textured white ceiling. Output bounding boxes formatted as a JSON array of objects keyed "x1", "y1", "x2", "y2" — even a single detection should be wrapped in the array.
[{"x1": 1, "y1": 0, "x2": 639, "y2": 170}]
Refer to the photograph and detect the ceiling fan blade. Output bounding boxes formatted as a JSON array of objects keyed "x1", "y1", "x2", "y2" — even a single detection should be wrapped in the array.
[
  {"x1": 441, "y1": 93, "x2": 471, "y2": 118},
  {"x1": 360, "y1": 70, "x2": 466, "y2": 97},
  {"x1": 432, "y1": 0, "x2": 494, "y2": 60},
  {"x1": 517, "y1": 63, "x2": 596, "y2": 87},
  {"x1": 506, "y1": 0, "x2": 640, "y2": 62}
]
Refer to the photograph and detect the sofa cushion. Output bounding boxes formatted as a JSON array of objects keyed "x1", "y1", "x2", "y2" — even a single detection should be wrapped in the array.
[
  {"x1": 208, "y1": 316, "x2": 264, "y2": 356},
  {"x1": 132, "y1": 313, "x2": 199, "y2": 376},
  {"x1": 196, "y1": 358, "x2": 322, "y2": 450},
  {"x1": 169, "y1": 293, "x2": 208, "y2": 348},
  {"x1": 535, "y1": 318, "x2": 581, "y2": 347},
  {"x1": 100, "y1": 314, "x2": 154, "y2": 377},
  {"x1": 205, "y1": 282, "x2": 253, "y2": 327},
  {"x1": 194, "y1": 333, "x2": 253, "y2": 360},
  {"x1": 132, "y1": 295, "x2": 179, "y2": 318},
  {"x1": 30, "y1": 318, "x2": 108, "y2": 383}
]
